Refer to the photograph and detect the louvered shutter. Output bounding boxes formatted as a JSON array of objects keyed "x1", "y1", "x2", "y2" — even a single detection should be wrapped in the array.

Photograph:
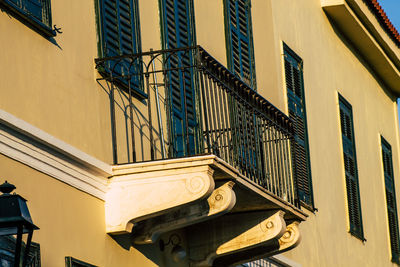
[
  {"x1": 231, "y1": 100, "x2": 261, "y2": 180},
  {"x1": 225, "y1": 0, "x2": 255, "y2": 88},
  {"x1": 4, "y1": 0, "x2": 50, "y2": 25},
  {"x1": 25, "y1": 0, "x2": 43, "y2": 21},
  {"x1": 6, "y1": 0, "x2": 19, "y2": 6},
  {"x1": 161, "y1": 0, "x2": 198, "y2": 157},
  {"x1": 382, "y1": 138, "x2": 400, "y2": 264},
  {"x1": 99, "y1": 0, "x2": 142, "y2": 94},
  {"x1": 339, "y1": 96, "x2": 364, "y2": 239},
  {"x1": 225, "y1": 0, "x2": 259, "y2": 178},
  {"x1": 284, "y1": 49, "x2": 313, "y2": 208}
]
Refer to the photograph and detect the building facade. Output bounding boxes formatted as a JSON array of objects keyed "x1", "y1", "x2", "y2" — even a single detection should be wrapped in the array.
[{"x1": 0, "y1": 0, "x2": 399, "y2": 266}]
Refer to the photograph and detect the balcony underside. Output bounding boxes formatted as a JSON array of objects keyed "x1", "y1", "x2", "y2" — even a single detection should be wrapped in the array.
[{"x1": 106, "y1": 155, "x2": 306, "y2": 266}]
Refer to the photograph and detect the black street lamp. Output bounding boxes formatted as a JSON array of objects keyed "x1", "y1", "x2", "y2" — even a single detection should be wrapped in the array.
[{"x1": 0, "y1": 181, "x2": 39, "y2": 267}]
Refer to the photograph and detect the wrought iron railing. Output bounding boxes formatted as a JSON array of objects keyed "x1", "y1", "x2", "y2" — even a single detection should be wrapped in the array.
[{"x1": 95, "y1": 46, "x2": 298, "y2": 207}]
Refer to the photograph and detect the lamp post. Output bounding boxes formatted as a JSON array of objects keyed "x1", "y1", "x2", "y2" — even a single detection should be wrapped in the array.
[{"x1": 0, "y1": 181, "x2": 39, "y2": 267}]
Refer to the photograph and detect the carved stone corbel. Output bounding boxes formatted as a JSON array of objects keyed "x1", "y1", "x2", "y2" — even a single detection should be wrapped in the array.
[
  {"x1": 132, "y1": 182, "x2": 236, "y2": 244},
  {"x1": 105, "y1": 165, "x2": 215, "y2": 234},
  {"x1": 273, "y1": 221, "x2": 301, "y2": 255},
  {"x1": 188, "y1": 211, "x2": 287, "y2": 266}
]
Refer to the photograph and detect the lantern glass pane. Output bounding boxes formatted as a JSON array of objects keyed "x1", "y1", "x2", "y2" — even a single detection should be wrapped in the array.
[{"x1": 0, "y1": 227, "x2": 18, "y2": 237}]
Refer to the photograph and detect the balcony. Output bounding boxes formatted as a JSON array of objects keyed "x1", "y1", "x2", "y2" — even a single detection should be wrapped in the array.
[{"x1": 95, "y1": 46, "x2": 306, "y2": 266}]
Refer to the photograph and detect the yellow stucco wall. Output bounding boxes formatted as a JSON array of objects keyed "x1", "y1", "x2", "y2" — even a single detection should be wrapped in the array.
[
  {"x1": 265, "y1": 0, "x2": 400, "y2": 266},
  {"x1": 0, "y1": 0, "x2": 113, "y2": 163},
  {"x1": 0, "y1": 0, "x2": 399, "y2": 266},
  {"x1": 194, "y1": 0, "x2": 400, "y2": 265},
  {"x1": 0, "y1": 153, "x2": 157, "y2": 267}
]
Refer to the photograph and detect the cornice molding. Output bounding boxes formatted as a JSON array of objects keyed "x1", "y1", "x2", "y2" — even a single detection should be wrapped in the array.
[
  {"x1": 0, "y1": 110, "x2": 110, "y2": 200},
  {"x1": 322, "y1": 0, "x2": 400, "y2": 95}
]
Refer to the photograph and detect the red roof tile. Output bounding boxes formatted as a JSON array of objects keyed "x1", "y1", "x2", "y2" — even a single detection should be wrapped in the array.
[{"x1": 362, "y1": 0, "x2": 400, "y2": 47}]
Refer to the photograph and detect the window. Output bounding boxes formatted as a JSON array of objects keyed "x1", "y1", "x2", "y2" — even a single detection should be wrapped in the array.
[
  {"x1": 0, "y1": 0, "x2": 55, "y2": 37},
  {"x1": 240, "y1": 257, "x2": 290, "y2": 267},
  {"x1": 381, "y1": 137, "x2": 400, "y2": 264},
  {"x1": 65, "y1": 257, "x2": 96, "y2": 267},
  {"x1": 224, "y1": 0, "x2": 256, "y2": 88},
  {"x1": 97, "y1": 0, "x2": 145, "y2": 98},
  {"x1": 283, "y1": 44, "x2": 314, "y2": 209},
  {"x1": 338, "y1": 94, "x2": 364, "y2": 240},
  {"x1": 160, "y1": 0, "x2": 198, "y2": 157}
]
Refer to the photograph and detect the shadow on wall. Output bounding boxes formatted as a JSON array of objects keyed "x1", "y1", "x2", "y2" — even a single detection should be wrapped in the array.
[
  {"x1": 325, "y1": 15, "x2": 396, "y2": 101},
  {"x1": 109, "y1": 233, "x2": 166, "y2": 267},
  {"x1": 0, "y1": 6, "x2": 62, "y2": 49},
  {"x1": 97, "y1": 80, "x2": 166, "y2": 165}
]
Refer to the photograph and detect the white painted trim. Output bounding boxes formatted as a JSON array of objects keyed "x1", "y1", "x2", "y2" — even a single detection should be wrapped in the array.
[
  {"x1": 0, "y1": 110, "x2": 112, "y2": 176},
  {"x1": 0, "y1": 110, "x2": 110, "y2": 200}
]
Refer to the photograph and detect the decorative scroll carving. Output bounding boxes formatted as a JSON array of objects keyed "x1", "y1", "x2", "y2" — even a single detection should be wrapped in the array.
[
  {"x1": 277, "y1": 221, "x2": 301, "y2": 253},
  {"x1": 188, "y1": 211, "x2": 286, "y2": 266},
  {"x1": 133, "y1": 182, "x2": 236, "y2": 244},
  {"x1": 105, "y1": 165, "x2": 215, "y2": 234},
  {"x1": 218, "y1": 221, "x2": 302, "y2": 266},
  {"x1": 186, "y1": 176, "x2": 208, "y2": 194}
]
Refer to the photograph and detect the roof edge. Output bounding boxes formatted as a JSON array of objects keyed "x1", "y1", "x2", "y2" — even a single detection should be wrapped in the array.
[{"x1": 362, "y1": 0, "x2": 400, "y2": 47}]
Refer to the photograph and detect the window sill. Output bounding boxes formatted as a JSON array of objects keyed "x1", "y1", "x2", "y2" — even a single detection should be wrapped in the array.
[
  {"x1": 349, "y1": 230, "x2": 366, "y2": 243},
  {"x1": 0, "y1": 0, "x2": 56, "y2": 38},
  {"x1": 300, "y1": 201, "x2": 317, "y2": 213}
]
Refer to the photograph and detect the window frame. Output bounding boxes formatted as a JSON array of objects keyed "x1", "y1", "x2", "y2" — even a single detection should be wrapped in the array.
[
  {"x1": 65, "y1": 256, "x2": 97, "y2": 267},
  {"x1": 0, "y1": 0, "x2": 56, "y2": 37}
]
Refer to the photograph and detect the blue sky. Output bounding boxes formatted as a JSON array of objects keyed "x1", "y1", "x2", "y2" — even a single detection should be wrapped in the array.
[{"x1": 379, "y1": 0, "x2": 400, "y2": 29}]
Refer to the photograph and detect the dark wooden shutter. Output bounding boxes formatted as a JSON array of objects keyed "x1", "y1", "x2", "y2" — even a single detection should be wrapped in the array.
[
  {"x1": 99, "y1": 0, "x2": 142, "y2": 95},
  {"x1": 161, "y1": 0, "x2": 198, "y2": 157},
  {"x1": 382, "y1": 137, "x2": 400, "y2": 264},
  {"x1": 225, "y1": 0, "x2": 255, "y2": 88},
  {"x1": 225, "y1": 0, "x2": 260, "y2": 179},
  {"x1": 230, "y1": 101, "x2": 261, "y2": 180},
  {"x1": 339, "y1": 95, "x2": 364, "y2": 240},
  {"x1": 4, "y1": 0, "x2": 52, "y2": 26},
  {"x1": 25, "y1": 0, "x2": 43, "y2": 21},
  {"x1": 284, "y1": 47, "x2": 313, "y2": 208}
]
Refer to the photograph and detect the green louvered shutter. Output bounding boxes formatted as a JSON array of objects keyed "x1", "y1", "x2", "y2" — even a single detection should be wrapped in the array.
[
  {"x1": 381, "y1": 137, "x2": 400, "y2": 264},
  {"x1": 160, "y1": 0, "x2": 198, "y2": 157},
  {"x1": 25, "y1": 0, "x2": 43, "y2": 21},
  {"x1": 225, "y1": 0, "x2": 260, "y2": 178},
  {"x1": 339, "y1": 95, "x2": 364, "y2": 240},
  {"x1": 225, "y1": 0, "x2": 255, "y2": 88},
  {"x1": 284, "y1": 46, "x2": 313, "y2": 208},
  {"x1": 99, "y1": 0, "x2": 142, "y2": 95},
  {"x1": 3, "y1": 0, "x2": 52, "y2": 27}
]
